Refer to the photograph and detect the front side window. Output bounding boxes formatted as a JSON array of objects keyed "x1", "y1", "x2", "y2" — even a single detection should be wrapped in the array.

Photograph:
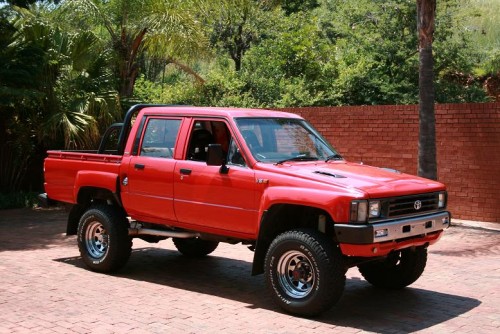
[
  {"x1": 235, "y1": 118, "x2": 340, "y2": 163},
  {"x1": 185, "y1": 120, "x2": 246, "y2": 166},
  {"x1": 140, "y1": 118, "x2": 181, "y2": 158}
]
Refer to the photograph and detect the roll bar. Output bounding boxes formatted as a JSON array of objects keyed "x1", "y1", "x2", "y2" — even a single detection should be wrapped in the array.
[{"x1": 116, "y1": 104, "x2": 176, "y2": 155}]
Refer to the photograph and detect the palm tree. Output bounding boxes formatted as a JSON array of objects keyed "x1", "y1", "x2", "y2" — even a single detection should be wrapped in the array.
[
  {"x1": 417, "y1": 0, "x2": 437, "y2": 180},
  {"x1": 1, "y1": 6, "x2": 121, "y2": 191},
  {"x1": 11, "y1": 7, "x2": 121, "y2": 149},
  {"x1": 61, "y1": 0, "x2": 208, "y2": 98}
]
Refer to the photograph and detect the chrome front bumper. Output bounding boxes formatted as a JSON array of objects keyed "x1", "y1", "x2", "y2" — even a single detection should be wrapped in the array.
[{"x1": 334, "y1": 211, "x2": 451, "y2": 244}]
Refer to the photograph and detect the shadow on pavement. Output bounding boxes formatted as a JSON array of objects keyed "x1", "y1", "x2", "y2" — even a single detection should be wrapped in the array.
[
  {"x1": 55, "y1": 246, "x2": 480, "y2": 332},
  {"x1": 0, "y1": 208, "x2": 74, "y2": 252},
  {"x1": 322, "y1": 282, "x2": 480, "y2": 332}
]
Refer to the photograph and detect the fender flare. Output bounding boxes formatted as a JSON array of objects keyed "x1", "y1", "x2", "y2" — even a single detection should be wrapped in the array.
[
  {"x1": 73, "y1": 171, "x2": 120, "y2": 203},
  {"x1": 251, "y1": 186, "x2": 352, "y2": 275},
  {"x1": 258, "y1": 186, "x2": 351, "y2": 223}
]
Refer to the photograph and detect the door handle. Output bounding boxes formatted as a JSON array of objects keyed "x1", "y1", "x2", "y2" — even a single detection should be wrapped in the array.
[
  {"x1": 180, "y1": 168, "x2": 192, "y2": 175},
  {"x1": 134, "y1": 163, "x2": 145, "y2": 170}
]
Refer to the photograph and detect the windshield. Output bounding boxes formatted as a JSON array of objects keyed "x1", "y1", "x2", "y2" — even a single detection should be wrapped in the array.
[{"x1": 235, "y1": 118, "x2": 341, "y2": 163}]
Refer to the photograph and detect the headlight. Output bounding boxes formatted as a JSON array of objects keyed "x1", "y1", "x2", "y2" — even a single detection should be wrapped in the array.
[
  {"x1": 350, "y1": 200, "x2": 367, "y2": 223},
  {"x1": 369, "y1": 201, "x2": 381, "y2": 218},
  {"x1": 438, "y1": 192, "x2": 447, "y2": 208}
]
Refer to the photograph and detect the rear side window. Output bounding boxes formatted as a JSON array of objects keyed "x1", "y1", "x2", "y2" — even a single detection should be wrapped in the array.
[{"x1": 140, "y1": 118, "x2": 181, "y2": 158}]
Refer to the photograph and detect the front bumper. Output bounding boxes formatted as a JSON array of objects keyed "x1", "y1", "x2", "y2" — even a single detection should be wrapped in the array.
[
  {"x1": 334, "y1": 211, "x2": 450, "y2": 256},
  {"x1": 334, "y1": 211, "x2": 450, "y2": 244}
]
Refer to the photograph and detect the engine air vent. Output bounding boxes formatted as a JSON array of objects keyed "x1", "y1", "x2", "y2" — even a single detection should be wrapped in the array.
[{"x1": 314, "y1": 171, "x2": 346, "y2": 178}]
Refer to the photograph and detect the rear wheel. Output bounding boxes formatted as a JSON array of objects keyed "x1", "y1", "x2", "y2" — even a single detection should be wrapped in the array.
[
  {"x1": 358, "y1": 247, "x2": 428, "y2": 289},
  {"x1": 77, "y1": 205, "x2": 132, "y2": 273},
  {"x1": 264, "y1": 229, "x2": 346, "y2": 316},
  {"x1": 173, "y1": 237, "x2": 219, "y2": 257}
]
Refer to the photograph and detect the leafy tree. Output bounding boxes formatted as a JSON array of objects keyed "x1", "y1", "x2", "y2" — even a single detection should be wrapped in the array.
[
  {"x1": 315, "y1": 0, "x2": 487, "y2": 105},
  {"x1": 60, "y1": 0, "x2": 207, "y2": 98},
  {"x1": 280, "y1": 0, "x2": 320, "y2": 15},
  {"x1": 12, "y1": 8, "x2": 120, "y2": 148},
  {"x1": 0, "y1": 5, "x2": 120, "y2": 192},
  {"x1": 242, "y1": 11, "x2": 336, "y2": 106},
  {"x1": 205, "y1": 0, "x2": 320, "y2": 73},
  {"x1": 207, "y1": 0, "x2": 272, "y2": 72},
  {"x1": 0, "y1": 7, "x2": 43, "y2": 192},
  {"x1": 0, "y1": 0, "x2": 37, "y2": 8},
  {"x1": 134, "y1": 0, "x2": 489, "y2": 108}
]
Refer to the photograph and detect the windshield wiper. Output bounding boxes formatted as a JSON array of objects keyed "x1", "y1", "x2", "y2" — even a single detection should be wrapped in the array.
[
  {"x1": 275, "y1": 155, "x2": 319, "y2": 165},
  {"x1": 325, "y1": 153, "x2": 343, "y2": 162}
]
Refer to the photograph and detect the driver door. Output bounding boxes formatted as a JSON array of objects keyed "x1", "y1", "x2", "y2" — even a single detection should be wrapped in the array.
[{"x1": 173, "y1": 119, "x2": 258, "y2": 237}]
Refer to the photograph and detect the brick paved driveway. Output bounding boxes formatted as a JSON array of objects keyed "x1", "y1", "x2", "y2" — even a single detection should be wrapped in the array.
[{"x1": 0, "y1": 208, "x2": 499, "y2": 333}]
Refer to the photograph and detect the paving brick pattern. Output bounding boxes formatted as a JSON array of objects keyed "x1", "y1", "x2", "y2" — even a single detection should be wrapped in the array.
[{"x1": 0, "y1": 209, "x2": 499, "y2": 333}]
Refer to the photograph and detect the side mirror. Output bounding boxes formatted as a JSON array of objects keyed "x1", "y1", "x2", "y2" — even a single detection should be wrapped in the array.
[{"x1": 207, "y1": 144, "x2": 229, "y2": 174}]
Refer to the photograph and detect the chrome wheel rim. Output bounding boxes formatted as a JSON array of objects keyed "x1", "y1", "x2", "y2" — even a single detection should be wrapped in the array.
[
  {"x1": 277, "y1": 250, "x2": 315, "y2": 299},
  {"x1": 85, "y1": 221, "x2": 109, "y2": 259}
]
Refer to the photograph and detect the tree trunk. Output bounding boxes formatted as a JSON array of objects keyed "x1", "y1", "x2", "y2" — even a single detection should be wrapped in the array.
[
  {"x1": 118, "y1": 28, "x2": 147, "y2": 98},
  {"x1": 417, "y1": 0, "x2": 437, "y2": 180}
]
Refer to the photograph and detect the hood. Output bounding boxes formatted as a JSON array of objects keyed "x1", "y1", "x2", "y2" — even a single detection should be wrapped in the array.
[{"x1": 256, "y1": 160, "x2": 445, "y2": 198}]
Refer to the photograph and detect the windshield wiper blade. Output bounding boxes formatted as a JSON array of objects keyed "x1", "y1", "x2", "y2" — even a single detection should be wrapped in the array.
[
  {"x1": 275, "y1": 155, "x2": 319, "y2": 165},
  {"x1": 325, "y1": 153, "x2": 343, "y2": 162}
]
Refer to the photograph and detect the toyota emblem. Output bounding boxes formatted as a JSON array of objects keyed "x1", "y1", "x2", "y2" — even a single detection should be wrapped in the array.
[{"x1": 414, "y1": 200, "x2": 422, "y2": 210}]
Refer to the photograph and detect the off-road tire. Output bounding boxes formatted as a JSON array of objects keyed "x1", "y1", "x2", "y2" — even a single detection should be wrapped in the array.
[
  {"x1": 77, "y1": 204, "x2": 132, "y2": 273},
  {"x1": 173, "y1": 237, "x2": 219, "y2": 257},
  {"x1": 264, "y1": 229, "x2": 346, "y2": 317},
  {"x1": 358, "y1": 247, "x2": 428, "y2": 289}
]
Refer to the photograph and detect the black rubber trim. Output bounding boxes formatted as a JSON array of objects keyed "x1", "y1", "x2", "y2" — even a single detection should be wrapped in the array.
[{"x1": 333, "y1": 224, "x2": 375, "y2": 244}]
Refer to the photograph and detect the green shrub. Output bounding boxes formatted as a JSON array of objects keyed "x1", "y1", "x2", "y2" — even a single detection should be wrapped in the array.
[{"x1": 0, "y1": 192, "x2": 39, "y2": 210}]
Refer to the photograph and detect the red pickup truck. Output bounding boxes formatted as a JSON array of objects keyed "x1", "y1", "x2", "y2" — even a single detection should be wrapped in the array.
[{"x1": 42, "y1": 104, "x2": 450, "y2": 316}]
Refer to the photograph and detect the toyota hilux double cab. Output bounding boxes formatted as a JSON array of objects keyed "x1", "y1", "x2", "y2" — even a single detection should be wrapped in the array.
[{"x1": 41, "y1": 104, "x2": 450, "y2": 316}]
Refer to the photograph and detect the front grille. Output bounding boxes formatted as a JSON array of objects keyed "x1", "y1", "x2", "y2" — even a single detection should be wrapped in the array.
[{"x1": 382, "y1": 193, "x2": 440, "y2": 219}]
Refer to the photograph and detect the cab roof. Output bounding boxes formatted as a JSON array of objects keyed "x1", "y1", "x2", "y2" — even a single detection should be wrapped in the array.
[{"x1": 139, "y1": 106, "x2": 303, "y2": 120}]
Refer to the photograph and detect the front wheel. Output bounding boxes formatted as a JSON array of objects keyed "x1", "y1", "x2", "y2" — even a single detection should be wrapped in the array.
[
  {"x1": 264, "y1": 229, "x2": 346, "y2": 317},
  {"x1": 358, "y1": 247, "x2": 428, "y2": 289},
  {"x1": 77, "y1": 205, "x2": 132, "y2": 273}
]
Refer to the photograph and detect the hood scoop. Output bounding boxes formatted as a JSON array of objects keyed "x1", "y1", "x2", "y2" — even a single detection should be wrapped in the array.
[{"x1": 314, "y1": 171, "x2": 347, "y2": 178}]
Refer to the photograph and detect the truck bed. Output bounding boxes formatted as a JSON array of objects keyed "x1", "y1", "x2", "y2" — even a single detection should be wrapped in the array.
[{"x1": 44, "y1": 150, "x2": 123, "y2": 204}]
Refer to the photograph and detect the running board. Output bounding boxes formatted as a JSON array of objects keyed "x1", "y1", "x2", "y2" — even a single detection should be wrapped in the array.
[{"x1": 128, "y1": 228, "x2": 199, "y2": 239}]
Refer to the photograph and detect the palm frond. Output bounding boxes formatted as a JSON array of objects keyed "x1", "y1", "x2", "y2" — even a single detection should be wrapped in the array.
[
  {"x1": 42, "y1": 108, "x2": 97, "y2": 149},
  {"x1": 143, "y1": 0, "x2": 209, "y2": 60}
]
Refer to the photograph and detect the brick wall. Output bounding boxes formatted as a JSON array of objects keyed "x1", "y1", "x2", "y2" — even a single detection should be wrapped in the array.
[{"x1": 278, "y1": 103, "x2": 500, "y2": 223}]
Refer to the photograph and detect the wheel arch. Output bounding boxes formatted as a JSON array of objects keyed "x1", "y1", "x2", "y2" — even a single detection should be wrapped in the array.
[
  {"x1": 76, "y1": 186, "x2": 121, "y2": 206},
  {"x1": 66, "y1": 184, "x2": 124, "y2": 236},
  {"x1": 73, "y1": 171, "x2": 120, "y2": 203},
  {"x1": 251, "y1": 203, "x2": 336, "y2": 276}
]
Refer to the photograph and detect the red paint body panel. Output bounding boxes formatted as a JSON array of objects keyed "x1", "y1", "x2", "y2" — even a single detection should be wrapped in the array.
[
  {"x1": 173, "y1": 161, "x2": 258, "y2": 236},
  {"x1": 44, "y1": 151, "x2": 121, "y2": 203},
  {"x1": 74, "y1": 171, "x2": 119, "y2": 199},
  {"x1": 124, "y1": 155, "x2": 177, "y2": 222},
  {"x1": 43, "y1": 106, "x2": 448, "y2": 256}
]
